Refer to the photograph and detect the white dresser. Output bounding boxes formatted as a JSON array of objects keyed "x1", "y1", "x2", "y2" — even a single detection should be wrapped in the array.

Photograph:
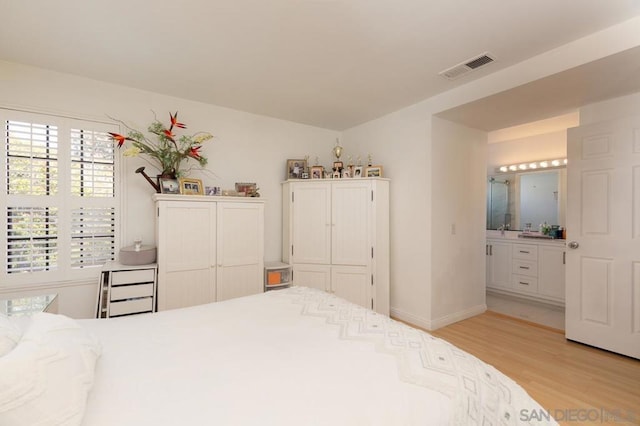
[
  {"x1": 282, "y1": 178, "x2": 389, "y2": 315},
  {"x1": 96, "y1": 262, "x2": 157, "y2": 318},
  {"x1": 486, "y1": 234, "x2": 565, "y2": 305}
]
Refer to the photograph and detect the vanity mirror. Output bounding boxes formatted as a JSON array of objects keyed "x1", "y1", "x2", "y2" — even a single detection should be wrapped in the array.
[{"x1": 487, "y1": 168, "x2": 566, "y2": 231}]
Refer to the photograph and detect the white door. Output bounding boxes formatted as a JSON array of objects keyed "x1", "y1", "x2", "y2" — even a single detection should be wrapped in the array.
[
  {"x1": 332, "y1": 182, "x2": 370, "y2": 266},
  {"x1": 291, "y1": 183, "x2": 331, "y2": 264},
  {"x1": 216, "y1": 202, "x2": 264, "y2": 301},
  {"x1": 566, "y1": 117, "x2": 640, "y2": 359},
  {"x1": 157, "y1": 201, "x2": 215, "y2": 310}
]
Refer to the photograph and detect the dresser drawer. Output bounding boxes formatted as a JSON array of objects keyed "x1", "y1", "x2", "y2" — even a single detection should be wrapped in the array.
[
  {"x1": 110, "y1": 283, "x2": 154, "y2": 301},
  {"x1": 109, "y1": 298, "x2": 154, "y2": 316},
  {"x1": 112, "y1": 269, "x2": 155, "y2": 285},
  {"x1": 512, "y1": 275, "x2": 538, "y2": 293},
  {"x1": 512, "y1": 244, "x2": 538, "y2": 261},
  {"x1": 512, "y1": 259, "x2": 537, "y2": 277}
]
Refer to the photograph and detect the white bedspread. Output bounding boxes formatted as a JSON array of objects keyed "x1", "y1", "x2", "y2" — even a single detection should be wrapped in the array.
[{"x1": 80, "y1": 287, "x2": 555, "y2": 425}]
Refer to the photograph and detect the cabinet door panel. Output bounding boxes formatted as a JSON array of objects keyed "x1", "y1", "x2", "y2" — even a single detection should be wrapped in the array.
[
  {"x1": 216, "y1": 202, "x2": 264, "y2": 301},
  {"x1": 292, "y1": 184, "x2": 331, "y2": 264},
  {"x1": 332, "y1": 182, "x2": 370, "y2": 266},
  {"x1": 217, "y1": 264, "x2": 262, "y2": 302},
  {"x1": 538, "y1": 245, "x2": 565, "y2": 300},
  {"x1": 163, "y1": 203, "x2": 214, "y2": 272},
  {"x1": 162, "y1": 269, "x2": 214, "y2": 310},
  {"x1": 332, "y1": 265, "x2": 370, "y2": 309},
  {"x1": 487, "y1": 240, "x2": 512, "y2": 289},
  {"x1": 293, "y1": 264, "x2": 331, "y2": 292}
]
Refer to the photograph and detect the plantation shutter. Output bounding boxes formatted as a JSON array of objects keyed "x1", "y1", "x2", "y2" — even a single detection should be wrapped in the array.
[{"x1": 1, "y1": 109, "x2": 120, "y2": 285}]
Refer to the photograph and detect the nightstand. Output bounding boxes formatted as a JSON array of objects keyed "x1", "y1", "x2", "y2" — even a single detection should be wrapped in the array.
[{"x1": 96, "y1": 261, "x2": 157, "y2": 318}]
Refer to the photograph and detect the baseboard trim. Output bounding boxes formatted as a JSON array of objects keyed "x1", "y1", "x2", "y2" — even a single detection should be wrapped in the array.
[
  {"x1": 430, "y1": 304, "x2": 487, "y2": 330},
  {"x1": 390, "y1": 307, "x2": 433, "y2": 330}
]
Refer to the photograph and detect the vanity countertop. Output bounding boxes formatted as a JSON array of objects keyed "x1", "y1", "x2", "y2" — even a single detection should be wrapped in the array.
[{"x1": 486, "y1": 230, "x2": 566, "y2": 245}]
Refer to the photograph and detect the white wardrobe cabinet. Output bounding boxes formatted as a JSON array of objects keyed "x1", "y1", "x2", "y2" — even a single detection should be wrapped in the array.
[
  {"x1": 282, "y1": 179, "x2": 389, "y2": 315},
  {"x1": 154, "y1": 195, "x2": 264, "y2": 311}
]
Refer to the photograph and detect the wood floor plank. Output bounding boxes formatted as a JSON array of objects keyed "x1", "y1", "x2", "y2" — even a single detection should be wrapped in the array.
[{"x1": 420, "y1": 311, "x2": 640, "y2": 426}]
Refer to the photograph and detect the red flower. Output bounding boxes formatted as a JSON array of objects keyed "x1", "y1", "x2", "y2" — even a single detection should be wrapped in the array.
[
  {"x1": 188, "y1": 145, "x2": 202, "y2": 159},
  {"x1": 169, "y1": 112, "x2": 186, "y2": 131},
  {"x1": 107, "y1": 132, "x2": 134, "y2": 148},
  {"x1": 163, "y1": 129, "x2": 175, "y2": 141}
]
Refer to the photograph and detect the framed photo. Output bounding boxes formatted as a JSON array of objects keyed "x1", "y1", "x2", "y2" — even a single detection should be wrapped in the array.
[
  {"x1": 179, "y1": 178, "x2": 204, "y2": 195},
  {"x1": 310, "y1": 166, "x2": 324, "y2": 179},
  {"x1": 235, "y1": 182, "x2": 257, "y2": 196},
  {"x1": 353, "y1": 166, "x2": 364, "y2": 178},
  {"x1": 205, "y1": 186, "x2": 221, "y2": 196},
  {"x1": 364, "y1": 165, "x2": 383, "y2": 178},
  {"x1": 333, "y1": 161, "x2": 344, "y2": 170},
  {"x1": 332, "y1": 170, "x2": 340, "y2": 179},
  {"x1": 342, "y1": 169, "x2": 351, "y2": 178},
  {"x1": 287, "y1": 159, "x2": 307, "y2": 180},
  {"x1": 159, "y1": 177, "x2": 180, "y2": 194}
]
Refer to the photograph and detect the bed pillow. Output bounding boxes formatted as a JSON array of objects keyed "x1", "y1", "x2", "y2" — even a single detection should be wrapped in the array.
[
  {"x1": 0, "y1": 312, "x2": 102, "y2": 426},
  {"x1": 0, "y1": 313, "x2": 22, "y2": 357}
]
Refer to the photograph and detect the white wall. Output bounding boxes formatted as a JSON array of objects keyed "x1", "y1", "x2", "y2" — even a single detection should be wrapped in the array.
[
  {"x1": 430, "y1": 117, "x2": 487, "y2": 326},
  {"x1": 579, "y1": 92, "x2": 640, "y2": 124},
  {"x1": 487, "y1": 130, "x2": 568, "y2": 175},
  {"x1": 0, "y1": 60, "x2": 339, "y2": 318}
]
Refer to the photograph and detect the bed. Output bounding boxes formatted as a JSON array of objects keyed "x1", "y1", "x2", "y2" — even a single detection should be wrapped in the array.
[{"x1": 1, "y1": 286, "x2": 556, "y2": 425}]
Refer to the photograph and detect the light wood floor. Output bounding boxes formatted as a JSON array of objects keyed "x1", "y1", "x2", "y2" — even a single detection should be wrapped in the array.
[{"x1": 425, "y1": 311, "x2": 640, "y2": 426}]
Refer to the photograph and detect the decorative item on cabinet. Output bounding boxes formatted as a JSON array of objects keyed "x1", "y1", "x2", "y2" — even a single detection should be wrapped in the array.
[
  {"x1": 179, "y1": 178, "x2": 204, "y2": 195},
  {"x1": 108, "y1": 111, "x2": 213, "y2": 192},
  {"x1": 286, "y1": 159, "x2": 307, "y2": 180}
]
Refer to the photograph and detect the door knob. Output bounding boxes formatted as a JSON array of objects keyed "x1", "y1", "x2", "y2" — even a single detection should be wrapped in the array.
[{"x1": 568, "y1": 241, "x2": 579, "y2": 249}]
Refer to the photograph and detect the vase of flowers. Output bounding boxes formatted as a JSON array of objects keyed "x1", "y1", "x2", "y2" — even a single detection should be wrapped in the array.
[{"x1": 108, "y1": 112, "x2": 213, "y2": 191}]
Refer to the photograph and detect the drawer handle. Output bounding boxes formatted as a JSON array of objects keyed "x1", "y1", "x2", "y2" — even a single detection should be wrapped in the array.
[
  {"x1": 519, "y1": 266, "x2": 530, "y2": 270},
  {"x1": 519, "y1": 250, "x2": 530, "y2": 254},
  {"x1": 519, "y1": 281, "x2": 529, "y2": 285}
]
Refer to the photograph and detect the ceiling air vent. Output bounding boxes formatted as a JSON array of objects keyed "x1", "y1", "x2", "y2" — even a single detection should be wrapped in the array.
[{"x1": 438, "y1": 52, "x2": 496, "y2": 81}]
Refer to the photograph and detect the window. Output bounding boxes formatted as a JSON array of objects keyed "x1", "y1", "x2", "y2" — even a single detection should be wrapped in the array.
[{"x1": 1, "y1": 109, "x2": 120, "y2": 285}]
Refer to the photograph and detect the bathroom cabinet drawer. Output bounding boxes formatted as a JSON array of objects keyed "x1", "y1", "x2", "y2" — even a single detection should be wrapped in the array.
[
  {"x1": 109, "y1": 297, "x2": 154, "y2": 317},
  {"x1": 112, "y1": 269, "x2": 155, "y2": 285},
  {"x1": 512, "y1": 244, "x2": 538, "y2": 261},
  {"x1": 110, "y1": 283, "x2": 155, "y2": 301},
  {"x1": 512, "y1": 259, "x2": 537, "y2": 277},
  {"x1": 512, "y1": 275, "x2": 538, "y2": 293}
]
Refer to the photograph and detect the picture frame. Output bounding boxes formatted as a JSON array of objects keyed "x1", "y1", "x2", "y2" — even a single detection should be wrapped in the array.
[
  {"x1": 364, "y1": 165, "x2": 383, "y2": 178},
  {"x1": 287, "y1": 159, "x2": 307, "y2": 180},
  {"x1": 179, "y1": 178, "x2": 204, "y2": 195},
  {"x1": 342, "y1": 169, "x2": 351, "y2": 178},
  {"x1": 235, "y1": 182, "x2": 257, "y2": 197},
  {"x1": 333, "y1": 161, "x2": 344, "y2": 170},
  {"x1": 353, "y1": 166, "x2": 364, "y2": 178},
  {"x1": 310, "y1": 166, "x2": 324, "y2": 179},
  {"x1": 159, "y1": 177, "x2": 180, "y2": 194}
]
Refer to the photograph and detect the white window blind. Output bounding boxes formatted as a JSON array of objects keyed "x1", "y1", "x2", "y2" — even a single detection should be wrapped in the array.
[{"x1": 1, "y1": 109, "x2": 120, "y2": 285}]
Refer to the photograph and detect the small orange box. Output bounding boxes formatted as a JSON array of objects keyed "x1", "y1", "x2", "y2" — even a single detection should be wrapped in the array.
[{"x1": 267, "y1": 271, "x2": 282, "y2": 285}]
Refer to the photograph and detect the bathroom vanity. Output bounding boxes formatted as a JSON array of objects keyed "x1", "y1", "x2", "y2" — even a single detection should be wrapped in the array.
[{"x1": 486, "y1": 231, "x2": 565, "y2": 305}]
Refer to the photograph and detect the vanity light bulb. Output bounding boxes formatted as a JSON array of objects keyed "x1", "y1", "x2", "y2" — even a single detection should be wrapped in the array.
[
  {"x1": 509, "y1": 165, "x2": 518, "y2": 171},
  {"x1": 499, "y1": 166, "x2": 508, "y2": 172},
  {"x1": 551, "y1": 160, "x2": 560, "y2": 166},
  {"x1": 529, "y1": 163, "x2": 537, "y2": 169},
  {"x1": 540, "y1": 161, "x2": 548, "y2": 168},
  {"x1": 563, "y1": 158, "x2": 568, "y2": 164},
  {"x1": 519, "y1": 164, "x2": 527, "y2": 170}
]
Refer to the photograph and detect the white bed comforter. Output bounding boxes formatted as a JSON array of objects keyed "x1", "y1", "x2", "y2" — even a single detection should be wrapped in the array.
[{"x1": 80, "y1": 287, "x2": 556, "y2": 426}]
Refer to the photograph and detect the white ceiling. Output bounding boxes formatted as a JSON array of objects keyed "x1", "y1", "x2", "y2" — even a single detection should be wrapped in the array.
[{"x1": 1, "y1": 0, "x2": 640, "y2": 130}]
